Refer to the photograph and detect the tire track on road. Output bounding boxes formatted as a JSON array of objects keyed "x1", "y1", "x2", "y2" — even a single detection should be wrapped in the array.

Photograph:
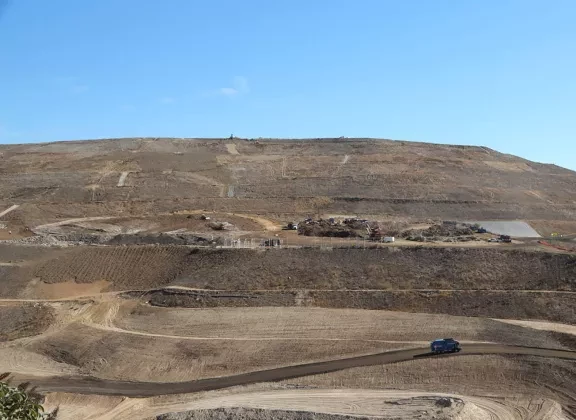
[{"x1": 23, "y1": 344, "x2": 576, "y2": 398}]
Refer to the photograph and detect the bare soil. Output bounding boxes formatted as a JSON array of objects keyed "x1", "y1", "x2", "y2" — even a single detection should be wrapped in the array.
[
  {"x1": 25, "y1": 279, "x2": 112, "y2": 299},
  {"x1": 497, "y1": 319, "x2": 576, "y2": 336},
  {"x1": 114, "y1": 305, "x2": 575, "y2": 349},
  {"x1": 1, "y1": 138, "x2": 575, "y2": 223},
  {"x1": 39, "y1": 214, "x2": 265, "y2": 236},
  {"x1": 3, "y1": 300, "x2": 575, "y2": 390},
  {"x1": 43, "y1": 387, "x2": 568, "y2": 420},
  {"x1": 0, "y1": 304, "x2": 54, "y2": 341},
  {"x1": 528, "y1": 220, "x2": 576, "y2": 237},
  {"x1": 2, "y1": 138, "x2": 576, "y2": 418},
  {"x1": 153, "y1": 391, "x2": 566, "y2": 420},
  {"x1": 288, "y1": 355, "x2": 576, "y2": 417},
  {"x1": 27, "y1": 323, "x2": 398, "y2": 382},
  {"x1": 15, "y1": 345, "x2": 576, "y2": 398}
]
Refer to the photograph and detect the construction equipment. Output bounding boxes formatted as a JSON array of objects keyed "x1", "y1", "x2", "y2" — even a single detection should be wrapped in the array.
[
  {"x1": 470, "y1": 224, "x2": 487, "y2": 234},
  {"x1": 430, "y1": 338, "x2": 461, "y2": 354},
  {"x1": 285, "y1": 222, "x2": 298, "y2": 230},
  {"x1": 499, "y1": 235, "x2": 512, "y2": 243},
  {"x1": 367, "y1": 225, "x2": 383, "y2": 241}
]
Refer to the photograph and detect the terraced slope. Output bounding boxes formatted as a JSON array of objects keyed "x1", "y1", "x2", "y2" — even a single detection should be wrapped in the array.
[{"x1": 0, "y1": 138, "x2": 575, "y2": 225}]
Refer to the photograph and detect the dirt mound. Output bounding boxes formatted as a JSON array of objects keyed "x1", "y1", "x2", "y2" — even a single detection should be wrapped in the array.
[
  {"x1": 0, "y1": 304, "x2": 54, "y2": 341},
  {"x1": 400, "y1": 222, "x2": 478, "y2": 242},
  {"x1": 402, "y1": 222, "x2": 474, "y2": 237},
  {"x1": 297, "y1": 218, "x2": 367, "y2": 238}
]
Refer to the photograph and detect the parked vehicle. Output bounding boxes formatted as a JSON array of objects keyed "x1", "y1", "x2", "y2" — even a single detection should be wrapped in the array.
[
  {"x1": 430, "y1": 338, "x2": 461, "y2": 354},
  {"x1": 383, "y1": 236, "x2": 395, "y2": 243}
]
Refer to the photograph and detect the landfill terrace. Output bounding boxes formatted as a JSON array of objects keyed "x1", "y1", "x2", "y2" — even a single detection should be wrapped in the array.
[{"x1": 0, "y1": 138, "x2": 575, "y2": 420}]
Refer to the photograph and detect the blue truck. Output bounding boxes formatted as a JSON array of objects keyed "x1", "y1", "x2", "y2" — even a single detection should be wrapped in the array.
[{"x1": 430, "y1": 338, "x2": 461, "y2": 354}]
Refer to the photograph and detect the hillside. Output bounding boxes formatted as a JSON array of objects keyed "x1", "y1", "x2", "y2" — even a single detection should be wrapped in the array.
[
  {"x1": 2, "y1": 137, "x2": 576, "y2": 420},
  {"x1": 0, "y1": 137, "x2": 575, "y2": 227}
]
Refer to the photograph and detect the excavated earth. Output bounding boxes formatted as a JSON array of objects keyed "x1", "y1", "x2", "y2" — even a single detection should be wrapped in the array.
[{"x1": 0, "y1": 138, "x2": 576, "y2": 419}]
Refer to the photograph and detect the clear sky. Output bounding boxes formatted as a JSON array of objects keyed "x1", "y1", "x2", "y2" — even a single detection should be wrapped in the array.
[{"x1": 1, "y1": 1, "x2": 575, "y2": 170}]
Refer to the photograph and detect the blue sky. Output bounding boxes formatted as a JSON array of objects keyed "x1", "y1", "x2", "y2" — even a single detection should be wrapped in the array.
[{"x1": 0, "y1": 1, "x2": 575, "y2": 170}]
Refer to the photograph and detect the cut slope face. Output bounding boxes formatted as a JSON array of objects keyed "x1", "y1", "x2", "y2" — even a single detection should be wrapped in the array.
[{"x1": 0, "y1": 138, "x2": 575, "y2": 223}]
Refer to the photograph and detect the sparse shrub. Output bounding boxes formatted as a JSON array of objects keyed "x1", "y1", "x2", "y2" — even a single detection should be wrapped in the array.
[{"x1": 0, "y1": 375, "x2": 57, "y2": 419}]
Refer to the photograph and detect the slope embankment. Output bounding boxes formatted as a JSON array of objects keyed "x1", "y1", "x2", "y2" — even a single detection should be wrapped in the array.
[
  {"x1": 139, "y1": 288, "x2": 576, "y2": 324},
  {"x1": 1, "y1": 246, "x2": 574, "y2": 323},
  {"x1": 23, "y1": 247, "x2": 576, "y2": 293}
]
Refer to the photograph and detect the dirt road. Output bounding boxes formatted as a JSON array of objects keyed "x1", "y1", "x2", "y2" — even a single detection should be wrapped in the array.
[
  {"x1": 0, "y1": 204, "x2": 19, "y2": 219},
  {"x1": 22, "y1": 344, "x2": 576, "y2": 398}
]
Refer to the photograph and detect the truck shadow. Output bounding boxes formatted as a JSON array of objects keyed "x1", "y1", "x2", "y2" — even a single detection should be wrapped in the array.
[{"x1": 413, "y1": 351, "x2": 461, "y2": 359}]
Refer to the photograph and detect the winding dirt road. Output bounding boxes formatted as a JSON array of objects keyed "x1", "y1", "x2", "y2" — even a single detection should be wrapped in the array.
[{"x1": 23, "y1": 344, "x2": 576, "y2": 398}]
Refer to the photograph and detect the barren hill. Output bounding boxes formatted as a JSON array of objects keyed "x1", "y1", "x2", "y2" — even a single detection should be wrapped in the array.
[
  {"x1": 1, "y1": 137, "x2": 575, "y2": 225},
  {"x1": 1, "y1": 138, "x2": 576, "y2": 419}
]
